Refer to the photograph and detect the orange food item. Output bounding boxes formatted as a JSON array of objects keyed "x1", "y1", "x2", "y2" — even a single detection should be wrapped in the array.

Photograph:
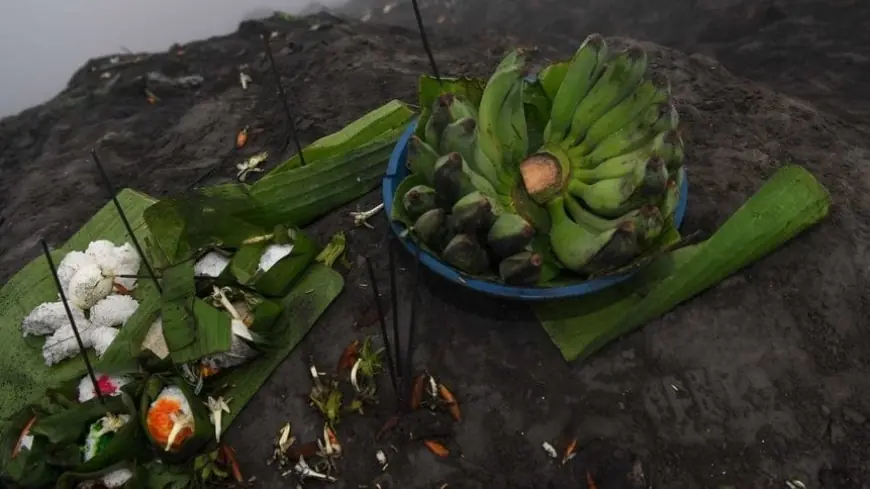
[
  {"x1": 236, "y1": 128, "x2": 248, "y2": 149},
  {"x1": 410, "y1": 374, "x2": 426, "y2": 410},
  {"x1": 586, "y1": 471, "x2": 598, "y2": 489},
  {"x1": 423, "y1": 440, "x2": 449, "y2": 457},
  {"x1": 147, "y1": 398, "x2": 193, "y2": 450},
  {"x1": 438, "y1": 384, "x2": 462, "y2": 422}
]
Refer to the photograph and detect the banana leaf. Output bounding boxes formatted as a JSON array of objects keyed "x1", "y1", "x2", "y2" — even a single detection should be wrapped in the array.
[
  {"x1": 229, "y1": 228, "x2": 318, "y2": 298},
  {"x1": 97, "y1": 284, "x2": 162, "y2": 374},
  {"x1": 161, "y1": 261, "x2": 232, "y2": 365},
  {"x1": 30, "y1": 396, "x2": 126, "y2": 446},
  {"x1": 75, "y1": 392, "x2": 150, "y2": 474},
  {"x1": 145, "y1": 125, "x2": 404, "y2": 265},
  {"x1": 240, "y1": 126, "x2": 404, "y2": 227},
  {"x1": 57, "y1": 460, "x2": 149, "y2": 489},
  {"x1": 143, "y1": 195, "x2": 268, "y2": 265},
  {"x1": 0, "y1": 189, "x2": 156, "y2": 422},
  {"x1": 415, "y1": 75, "x2": 486, "y2": 140},
  {"x1": 143, "y1": 462, "x2": 193, "y2": 489},
  {"x1": 1, "y1": 406, "x2": 62, "y2": 489},
  {"x1": 2, "y1": 433, "x2": 62, "y2": 488},
  {"x1": 139, "y1": 376, "x2": 211, "y2": 464},
  {"x1": 537, "y1": 164, "x2": 832, "y2": 361},
  {"x1": 204, "y1": 264, "x2": 343, "y2": 431},
  {"x1": 268, "y1": 99, "x2": 415, "y2": 175}
]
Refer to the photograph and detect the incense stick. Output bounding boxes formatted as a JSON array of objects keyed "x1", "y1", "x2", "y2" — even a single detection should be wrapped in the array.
[
  {"x1": 91, "y1": 149, "x2": 163, "y2": 295},
  {"x1": 388, "y1": 238, "x2": 403, "y2": 389},
  {"x1": 40, "y1": 239, "x2": 106, "y2": 407},
  {"x1": 404, "y1": 239, "x2": 424, "y2": 408},
  {"x1": 261, "y1": 33, "x2": 306, "y2": 165},
  {"x1": 410, "y1": 0, "x2": 442, "y2": 85},
  {"x1": 363, "y1": 255, "x2": 401, "y2": 408}
]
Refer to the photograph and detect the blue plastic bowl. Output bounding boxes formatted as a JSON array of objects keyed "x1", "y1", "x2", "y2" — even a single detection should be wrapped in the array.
[{"x1": 382, "y1": 119, "x2": 689, "y2": 300}]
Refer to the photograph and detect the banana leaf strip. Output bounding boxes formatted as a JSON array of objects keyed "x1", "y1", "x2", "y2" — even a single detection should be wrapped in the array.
[
  {"x1": 269, "y1": 99, "x2": 415, "y2": 175},
  {"x1": 537, "y1": 164, "x2": 832, "y2": 361}
]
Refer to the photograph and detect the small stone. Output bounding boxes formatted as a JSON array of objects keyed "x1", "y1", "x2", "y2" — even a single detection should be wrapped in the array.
[
  {"x1": 830, "y1": 422, "x2": 846, "y2": 444},
  {"x1": 821, "y1": 405, "x2": 831, "y2": 417},
  {"x1": 842, "y1": 407, "x2": 866, "y2": 425}
]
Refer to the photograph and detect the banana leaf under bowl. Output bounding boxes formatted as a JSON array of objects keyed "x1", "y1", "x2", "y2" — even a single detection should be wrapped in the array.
[{"x1": 383, "y1": 119, "x2": 689, "y2": 300}]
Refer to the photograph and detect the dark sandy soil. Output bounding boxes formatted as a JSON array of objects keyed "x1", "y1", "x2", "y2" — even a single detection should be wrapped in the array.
[{"x1": 1, "y1": 2, "x2": 870, "y2": 488}]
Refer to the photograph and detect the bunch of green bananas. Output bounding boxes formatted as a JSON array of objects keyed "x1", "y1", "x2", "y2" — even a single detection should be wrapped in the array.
[{"x1": 400, "y1": 34, "x2": 686, "y2": 284}]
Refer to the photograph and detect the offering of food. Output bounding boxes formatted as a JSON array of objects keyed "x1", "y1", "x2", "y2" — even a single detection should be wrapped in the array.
[
  {"x1": 397, "y1": 35, "x2": 686, "y2": 285},
  {"x1": 145, "y1": 385, "x2": 195, "y2": 452}
]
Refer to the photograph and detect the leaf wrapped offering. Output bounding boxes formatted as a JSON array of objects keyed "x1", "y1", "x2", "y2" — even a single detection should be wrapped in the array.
[
  {"x1": 230, "y1": 226, "x2": 317, "y2": 297},
  {"x1": 140, "y1": 377, "x2": 211, "y2": 462}
]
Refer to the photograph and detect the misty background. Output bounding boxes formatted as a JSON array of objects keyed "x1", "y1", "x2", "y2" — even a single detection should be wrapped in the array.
[{"x1": 0, "y1": 0, "x2": 349, "y2": 118}]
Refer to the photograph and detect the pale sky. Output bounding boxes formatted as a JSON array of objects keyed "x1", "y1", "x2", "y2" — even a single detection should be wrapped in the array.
[{"x1": 0, "y1": 0, "x2": 347, "y2": 117}]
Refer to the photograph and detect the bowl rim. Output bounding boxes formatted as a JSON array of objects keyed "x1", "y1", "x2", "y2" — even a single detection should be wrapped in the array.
[{"x1": 381, "y1": 118, "x2": 689, "y2": 301}]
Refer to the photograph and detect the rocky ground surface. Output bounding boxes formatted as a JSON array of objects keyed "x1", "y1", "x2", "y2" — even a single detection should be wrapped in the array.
[{"x1": 1, "y1": 2, "x2": 869, "y2": 488}]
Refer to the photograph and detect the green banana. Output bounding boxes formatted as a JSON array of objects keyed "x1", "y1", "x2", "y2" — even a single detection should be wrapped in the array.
[
  {"x1": 574, "y1": 78, "x2": 668, "y2": 153},
  {"x1": 496, "y1": 80, "x2": 529, "y2": 172},
  {"x1": 476, "y1": 50, "x2": 527, "y2": 185},
  {"x1": 580, "y1": 220, "x2": 639, "y2": 274},
  {"x1": 546, "y1": 197, "x2": 638, "y2": 274},
  {"x1": 567, "y1": 157, "x2": 647, "y2": 217},
  {"x1": 640, "y1": 157, "x2": 669, "y2": 197},
  {"x1": 424, "y1": 97, "x2": 451, "y2": 148},
  {"x1": 443, "y1": 234, "x2": 490, "y2": 274},
  {"x1": 441, "y1": 93, "x2": 479, "y2": 121},
  {"x1": 564, "y1": 195, "x2": 640, "y2": 233},
  {"x1": 578, "y1": 101, "x2": 665, "y2": 165},
  {"x1": 408, "y1": 135, "x2": 439, "y2": 184},
  {"x1": 562, "y1": 46, "x2": 649, "y2": 147},
  {"x1": 543, "y1": 33, "x2": 608, "y2": 145},
  {"x1": 433, "y1": 153, "x2": 475, "y2": 206},
  {"x1": 571, "y1": 151, "x2": 655, "y2": 182},
  {"x1": 652, "y1": 102, "x2": 680, "y2": 133},
  {"x1": 413, "y1": 208, "x2": 448, "y2": 250},
  {"x1": 498, "y1": 251, "x2": 543, "y2": 285},
  {"x1": 564, "y1": 196, "x2": 663, "y2": 244},
  {"x1": 452, "y1": 191, "x2": 496, "y2": 234},
  {"x1": 440, "y1": 117, "x2": 478, "y2": 165},
  {"x1": 487, "y1": 212, "x2": 535, "y2": 258},
  {"x1": 634, "y1": 204, "x2": 665, "y2": 243},
  {"x1": 402, "y1": 185, "x2": 437, "y2": 219}
]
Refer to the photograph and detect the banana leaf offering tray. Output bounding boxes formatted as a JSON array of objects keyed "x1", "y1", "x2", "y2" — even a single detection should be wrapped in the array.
[
  {"x1": 386, "y1": 35, "x2": 689, "y2": 300},
  {"x1": 0, "y1": 98, "x2": 419, "y2": 488}
]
